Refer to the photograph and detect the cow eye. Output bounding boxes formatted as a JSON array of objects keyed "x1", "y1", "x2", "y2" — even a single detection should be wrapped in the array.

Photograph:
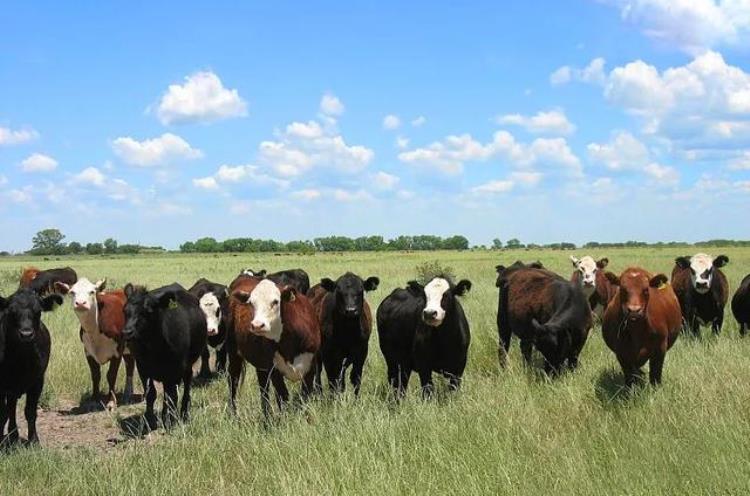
[{"x1": 272, "y1": 299, "x2": 279, "y2": 307}]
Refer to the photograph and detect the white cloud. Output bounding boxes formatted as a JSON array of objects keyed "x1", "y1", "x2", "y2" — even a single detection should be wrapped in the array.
[
  {"x1": 471, "y1": 180, "x2": 515, "y2": 195},
  {"x1": 396, "y1": 189, "x2": 415, "y2": 200},
  {"x1": 550, "y1": 66, "x2": 572, "y2": 85},
  {"x1": 112, "y1": 133, "x2": 203, "y2": 167},
  {"x1": 320, "y1": 93, "x2": 344, "y2": 116},
  {"x1": 729, "y1": 151, "x2": 750, "y2": 170},
  {"x1": 155, "y1": 71, "x2": 247, "y2": 125},
  {"x1": 644, "y1": 162, "x2": 680, "y2": 185},
  {"x1": 550, "y1": 58, "x2": 606, "y2": 86},
  {"x1": 605, "y1": 0, "x2": 750, "y2": 53},
  {"x1": 587, "y1": 131, "x2": 650, "y2": 170},
  {"x1": 72, "y1": 166, "x2": 106, "y2": 186},
  {"x1": 193, "y1": 176, "x2": 219, "y2": 190},
  {"x1": 21, "y1": 153, "x2": 58, "y2": 172},
  {"x1": 195, "y1": 164, "x2": 289, "y2": 190},
  {"x1": 8, "y1": 188, "x2": 32, "y2": 204},
  {"x1": 372, "y1": 171, "x2": 400, "y2": 190},
  {"x1": 0, "y1": 126, "x2": 39, "y2": 146},
  {"x1": 496, "y1": 109, "x2": 576, "y2": 135},
  {"x1": 333, "y1": 188, "x2": 373, "y2": 202},
  {"x1": 411, "y1": 116, "x2": 426, "y2": 127},
  {"x1": 285, "y1": 121, "x2": 324, "y2": 139},
  {"x1": 291, "y1": 189, "x2": 321, "y2": 201},
  {"x1": 383, "y1": 114, "x2": 401, "y2": 130},
  {"x1": 509, "y1": 171, "x2": 543, "y2": 186}
]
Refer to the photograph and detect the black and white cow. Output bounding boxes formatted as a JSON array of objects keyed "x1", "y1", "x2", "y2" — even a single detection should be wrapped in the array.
[
  {"x1": 0, "y1": 289, "x2": 62, "y2": 445},
  {"x1": 671, "y1": 253, "x2": 729, "y2": 336},
  {"x1": 377, "y1": 276, "x2": 471, "y2": 398},
  {"x1": 240, "y1": 268, "x2": 310, "y2": 295},
  {"x1": 188, "y1": 278, "x2": 229, "y2": 378}
]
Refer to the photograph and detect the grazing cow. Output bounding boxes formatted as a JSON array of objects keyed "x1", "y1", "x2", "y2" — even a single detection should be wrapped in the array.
[
  {"x1": 240, "y1": 268, "x2": 311, "y2": 294},
  {"x1": 671, "y1": 254, "x2": 729, "y2": 336},
  {"x1": 308, "y1": 273, "x2": 379, "y2": 395},
  {"x1": 21, "y1": 267, "x2": 78, "y2": 296},
  {"x1": 123, "y1": 283, "x2": 207, "y2": 429},
  {"x1": 226, "y1": 276, "x2": 320, "y2": 418},
  {"x1": 732, "y1": 274, "x2": 750, "y2": 337},
  {"x1": 0, "y1": 289, "x2": 62, "y2": 445},
  {"x1": 55, "y1": 278, "x2": 135, "y2": 410},
  {"x1": 188, "y1": 278, "x2": 229, "y2": 378},
  {"x1": 496, "y1": 263, "x2": 591, "y2": 374},
  {"x1": 570, "y1": 256, "x2": 617, "y2": 317},
  {"x1": 377, "y1": 276, "x2": 471, "y2": 398},
  {"x1": 602, "y1": 268, "x2": 681, "y2": 386}
]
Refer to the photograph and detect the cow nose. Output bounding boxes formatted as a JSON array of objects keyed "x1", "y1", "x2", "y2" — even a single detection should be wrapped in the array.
[
  {"x1": 626, "y1": 305, "x2": 643, "y2": 316},
  {"x1": 345, "y1": 306, "x2": 358, "y2": 316},
  {"x1": 423, "y1": 309, "x2": 437, "y2": 320},
  {"x1": 251, "y1": 321, "x2": 266, "y2": 332},
  {"x1": 19, "y1": 327, "x2": 34, "y2": 338},
  {"x1": 75, "y1": 302, "x2": 87, "y2": 309},
  {"x1": 207, "y1": 327, "x2": 218, "y2": 336},
  {"x1": 696, "y1": 281, "x2": 708, "y2": 289}
]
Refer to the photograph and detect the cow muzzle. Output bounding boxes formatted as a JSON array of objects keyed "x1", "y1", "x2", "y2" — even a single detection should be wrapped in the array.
[
  {"x1": 249, "y1": 321, "x2": 268, "y2": 335},
  {"x1": 18, "y1": 327, "x2": 35, "y2": 342}
]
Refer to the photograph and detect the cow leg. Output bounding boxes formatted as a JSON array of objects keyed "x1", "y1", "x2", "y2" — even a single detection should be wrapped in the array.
[
  {"x1": 24, "y1": 381, "x2": 43, "y2": 445},
  {"x1": 227, "y1": 353, "x2": 244, "y2": 414},
  {"x1": 270, "y1": 370, "x2": 289, "y2": 411},
  {"x1": 349, "y1": 354, "x2": 366, "y2": 397},
  {"x1": 498, "y1": 326, "x2": 512, "y2": 368},
  {"x1": 216, "y1": 345, "x2": 227, "y2": 373},
  {"x1": 649, "y1": 350, "x2": 666, "y2": 386},
  {"x1": 0, "y1": 395, "x2": 8, "y2": 445},
  {"x1": 418, "y1": 369, "x2": 434, "y2": 399},
  {"x1": 5, "y1": 396, "x2": 19, "y2": 445},
  {"x1": 256, "y1": 369, "x2": 273, "y2": 419},
  {"x1": 105, "y1": 358, "x2": 121, "y2": 411},
  {"x1": 143, "y1": 378, "x2": 158, "y2": 431},
  {"x1": 520, "y1": 339, "x2": 533, "y2": 366},
  {"x1": 86, "y1": 354, "x2": 102, "y2": 404},
  {"x1": 448, "y1": 374, "x2": 462, "y2": 392},
  {"x1": 324, "y1": 357, "x2": 345, "y2": 394},
  {"x1": 741, "y1": 322, "x2": 748, "y2": 337},
  {"x1": 123, "y1": 354, "x2": 135, "y2": 403},
  {"x1": 162, "y1": 383, "x2": 179, "y2": 429},
  {"x1": 313, "y1": 357, "x2": 324, "y2": 395},
  {"x1": 180, "y1": 369, "x2": 193, "y2": 421},
  {"x1": 712, "y1": 315, "x2": 724, "y2": 336},
  {"x1": 198, "y1": 345, "x2": 211, "y2": 379}
]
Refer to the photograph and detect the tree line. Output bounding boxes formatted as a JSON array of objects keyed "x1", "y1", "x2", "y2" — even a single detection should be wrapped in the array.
[{"x1": 24, "y1": 229, "x2": 162, "y2": 256}]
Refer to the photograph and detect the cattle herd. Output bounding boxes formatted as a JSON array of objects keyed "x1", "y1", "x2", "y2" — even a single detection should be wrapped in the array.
[{"x1": 1, "y1": 253, "x2": 750, "y2": 446}]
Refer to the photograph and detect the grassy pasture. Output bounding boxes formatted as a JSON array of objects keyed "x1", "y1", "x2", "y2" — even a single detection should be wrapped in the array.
[{"x1": 1, "y1": 248, "x2": 750, "y2": 495}]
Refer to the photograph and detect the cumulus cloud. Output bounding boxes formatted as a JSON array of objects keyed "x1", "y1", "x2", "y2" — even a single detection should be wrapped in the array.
[
  {"x1": 112, "y1": 133, "x2": 203, "y2": 167},
  {"x1": 383, "y1": 114, "x2": 401, "y2": 130},
  {"x1": 411, "y1": 116, "x2": 426, "y2": 127},
  {"x1": 72, "y1": 166, "x2": 106, "y2": 186},
  {"x1": 587, "y1": 131, "x2": 650, "y2": 170},
  {"x1": 0, "y1": 126, "x2": 39, "y2": 146},
  {"x1": 372, "y1": 171, "x2": 400, "y2": 190},
  {"x1": 155, "y1": 71, "x2": 247, "y2": 125},
  {"x1": 320, "y1": 93, "x2": 345, "y2": 116},
  {"x1": 332, "y1": 188, "x2": 373, "y2": 202},
  {"x1": 21, "y1": 153, "x2": 57, "y2": 172},
  {"x1": 291, "y1": 189, "x2": 322, "y2": 201},
  {"x1": 643, "y1": 162, "x2": 680, "y2": 185},
  {"x1": 550, "y1": 58, "x2": 606, "y2": 86},
  {"x1": 396, "y1": 136, "x2": 410, "y2": 149},
  {"x1": 194, "y1": 163, "x2": 289, "y2": 190},
  {"x1": 495, "y1": 109, "x2": 576, "y2": 135},
  {"x1": 193, "y1": 176, "x2": 219, "y2": 190},
  {"x1": 471, "y1": 180, "x2": 515, "y2": 195}
]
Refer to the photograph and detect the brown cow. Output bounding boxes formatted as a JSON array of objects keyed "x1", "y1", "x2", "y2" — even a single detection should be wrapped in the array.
[
  {"x1": 570, "y1": 256, "x2": 617, "y2": 317},
  {"x1": 21, "y1": 266, "x2": 77, "y2": 295},
  {"x1": 226, "y1": 276, "x2": 320, "y2": 418},
  {"x1": 602, "y1": 268, "x2": 681, "y2": 386},
  {"x1": 56, "y1": 277, "x2": 135, "y2": 410},
  {"x1": 19, "y1": 267, "x2": 41, "y2": 288}
]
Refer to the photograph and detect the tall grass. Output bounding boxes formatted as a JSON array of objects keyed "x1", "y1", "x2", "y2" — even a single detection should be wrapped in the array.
[{"x1": 1, "y1": 248, "x2": 749, "y2": 495}]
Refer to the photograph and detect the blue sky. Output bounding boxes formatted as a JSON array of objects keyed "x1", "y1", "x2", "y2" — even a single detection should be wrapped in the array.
[{"x1": 2, "y1": 0, "x2": 750, "y2": 251}]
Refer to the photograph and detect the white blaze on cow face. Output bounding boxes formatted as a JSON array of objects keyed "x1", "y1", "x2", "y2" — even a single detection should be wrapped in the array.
[
  {"x1": 690, "y1": 253, "x2": 715, "y2": 294},
  {"x1": 571, "y1": 256, "x2": 597, "y2": 296},
  {"x1": 422, "y1": 278, "x2": 450, "y2": 326},
  {"x1": 65, "y1": 277, "x2": 105, "y2": 313},
  {"x1": 199, "y1": 293, "x2": 222, "y2": 336},
  {"x1": 248, "y1": 279, "x2": 283, "y2": 341}
]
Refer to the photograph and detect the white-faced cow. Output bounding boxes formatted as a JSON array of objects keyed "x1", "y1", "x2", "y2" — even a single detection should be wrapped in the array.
[
  {"x1": 188, "y1": 278, "x2": 229, "y2": 378},
  {"x1": 56, "y1": 278, "x2": 135, "y2": 410},
  {"x1": 671, "y1": 253, "x2": 729, "y2": 336},
  {"x1": 570, "y1": 256, "x2": 617, "y2": 317}
]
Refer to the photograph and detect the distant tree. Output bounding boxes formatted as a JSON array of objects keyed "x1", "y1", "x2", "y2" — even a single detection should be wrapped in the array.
[
  {"x1": 67, "y1": 241, "x2": 83, "y2": 254},
  {"x1": 103, "y1": 238, "x2": 119, "y2": 254},
  {"x1": 442, "y1": 235, "x2": 469, "y2": 250},
  {"x1": 179, "y1": 241, "x2": 196, "y2": 253},
  {"x1": 85, "y1": 242, "x2": 104, "y2": 255},
  {"x1": 506, "y1": 238, "x2": 523, "y2": 249},
  {"x1": 31, "y1": 229, "x2": 66, "y2": 255},
  {"x1": 117, "y1": 244, "x2": 141, "y2": 254},
  {"x1": 194, "y1": 237, "x2": 222, "y2": 253},
  {"x1": 492, "y1": 238, "x2": 503, "y2": 250}
]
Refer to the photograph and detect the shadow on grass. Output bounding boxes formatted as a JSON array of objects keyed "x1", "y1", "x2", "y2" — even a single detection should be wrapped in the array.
[
  {"x1": 594, "y1": 367, "x2": 650, "y2": 408},
  {"x1": 61, "y1": 392, "x2": 144, "y2": 416}
]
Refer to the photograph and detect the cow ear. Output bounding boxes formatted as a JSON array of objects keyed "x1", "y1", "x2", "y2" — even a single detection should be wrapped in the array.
[
  {"x1": 649, "y1": 274, "x2": 669, "y2": 289},
  {"x1": 597, "y1": 258, "x2": 609, "y2": 269},
  {"x1": 570, "y1": 256, "x2": 580, "y2": 267},
  {"x1": 364, "y1": 277, "x2": 379, "y2": 292},
  {"x1": 675, "y1": 257, "x2": 690, "y2": 269},
  {"x1": 321, "y1": 278, "x2": 336, "y2": 292},
  {"x1": 604, "y1": 272, "x2": 620, "y2": 286},
  {"x1": 124, "y1": 283, "x2": 135, "y2": 299},
  {"x1": 713, "y1": 255, "x2": 729, "y2": 268},
  {"x1": 407, "y1": 280, "x2": 423, "y2": 296},
  {"x1": 232, "y1": 290, "x2": 251, "y2": 303},
  {"x1": 281, "y1": 286, "x2": 297, "y2": 302},
  {"x1": 495, "y1": 265, "x2": 506, "y2": 274},
  {"x1": 41, "y1": 294, "x2": 63, "y2": 312},
  {"x1": 530, "y1": 261, "x2": 544, "y2": 269},
  {"x1": 257, "y1": 270, "x2": 268, "y2": 278},
  {"x1": 54, "y1": 281, "x2": 71, "y2": 294},
  {"x1": 453, "y1": 279, "x2": 472, "y2": 296},
  {"x1": 95, "y1": 278, "x2": 107, "y2": 292}
]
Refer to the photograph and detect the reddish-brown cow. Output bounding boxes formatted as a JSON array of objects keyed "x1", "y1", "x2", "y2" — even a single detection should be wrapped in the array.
[
  {"x1": 602, "y1": 267, "x2": 682, "y2": 386},
  {"x1": 226, "y1": 276, "x2": 320, "y2": 418}
]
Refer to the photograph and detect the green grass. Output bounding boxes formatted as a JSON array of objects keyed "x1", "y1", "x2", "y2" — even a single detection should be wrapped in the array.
[{"x1": 1, "y1": 248, "x2": 750, "y2": 495}]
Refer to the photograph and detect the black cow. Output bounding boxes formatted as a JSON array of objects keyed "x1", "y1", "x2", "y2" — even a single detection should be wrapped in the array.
[
  {"x1": 308, "y1": 273, "x2": 379, "y2": 395},
  {"x1": 0, "y1": 289, "x2": 62, "y2": 445},
  {"x1": 123, "y1": 283, "x2": 207, "y2": 429},
  {"x1": 377, "y1": 276, "x2": 471, "y2": 398},
  {"x1": 672, "y1": 254, "x2": 730, "y2": 336},
  {"x1": 240, "y1": 268, "x2": 310, "y2": 294},
  {"x1": 26, "y1": 267, "x2": 78, "y2": 296},
  {"x1": 732, "y1": 274, "x2": 750, "y2": 337},
  {"x1": 188, "y1": 278, "x2": 229, "y2": 378},
  {"x1": 496, "y1": 264, "x2": 592, "y2": 374}
]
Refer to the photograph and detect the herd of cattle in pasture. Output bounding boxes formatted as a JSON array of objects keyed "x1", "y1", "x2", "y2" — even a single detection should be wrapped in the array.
[{"x1": 2, "y1": 254, "x2": 750, "y2": 446}]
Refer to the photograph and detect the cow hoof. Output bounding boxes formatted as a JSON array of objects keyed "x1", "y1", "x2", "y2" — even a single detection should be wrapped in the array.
[{"x1": 105, "y1": 400, "x2": 116, "y2": 412}]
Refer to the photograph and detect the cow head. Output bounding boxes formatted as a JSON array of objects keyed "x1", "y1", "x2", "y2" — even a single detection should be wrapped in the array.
[
  {"x1": 675, "y1": 253, "x2": 728, "y2": 294},
  {"x1": 607, "y1": 269, "x2": 667, "y2": 321},
  {"x1": 531, "y1": 318, "x2": 571, "y2": 371},
  {"x1": 320, "y1": 272, "x2": 379, "y2": 318},
  {"x1": 199, "y1": 288, "x2": 227, "y2": 336},
  {"x1": 56, "y1": 277, "x2": 106, "y2": 313},
  {"x1": 408, "y1": 277, "x2": 471, "y2": 327},
  {"x1": 123, "y1": 284, "x2": 172, "y2": 341},
  {"x1": 0, "y1": 289, "x2": 61, "y2": 344},
  {"x1": 571, "y1": 256, "x2": 608, "y2": 293},
  {"x1": 232, "y1": 279, "x2": 295, "y2": 342},
  {"x1": 240, "y1": 268, "x2": 267, "y2": 278}
]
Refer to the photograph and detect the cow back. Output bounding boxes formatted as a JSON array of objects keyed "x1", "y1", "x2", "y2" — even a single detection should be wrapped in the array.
[{"x1": 97, "y1": 290, "x2": 127, "y2": 341}]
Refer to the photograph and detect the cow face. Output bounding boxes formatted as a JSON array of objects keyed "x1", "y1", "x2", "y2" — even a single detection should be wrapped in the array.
[
  {"x1": 409, "y1": 277, "x2": 472, "y2": 327},
  {"x1": 199, "y1": 291, "x2": 223, "y2": 336},
  {"x1": 57, "y1": 277, "x2": 106, "y2": 313},
  {"x1": 232, "y1": 279, "x2": 295, "y2": 342},
  {"x1": 0, "y1": 289, "x2": 61, "y2": 343},
  {"x1": 676, "y1": 254, "x2": 728, "y2": 295},
  {"x1": 571, "y1": 256, "x2": 608, "y2": 295},
  {"x1": 320, "y1": 272, "x2": 379, "y2": 318},
  {"x1": 610, "y1": 270, "x2": 667, "y2": 321},
  {"x1": 122, "y1": 284, "x2": 154, "y2": 340}
]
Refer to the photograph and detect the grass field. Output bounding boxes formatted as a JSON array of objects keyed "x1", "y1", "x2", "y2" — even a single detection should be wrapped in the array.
[{"x1": 1, "y1": 248, "x2": 749, "y2": 495}]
